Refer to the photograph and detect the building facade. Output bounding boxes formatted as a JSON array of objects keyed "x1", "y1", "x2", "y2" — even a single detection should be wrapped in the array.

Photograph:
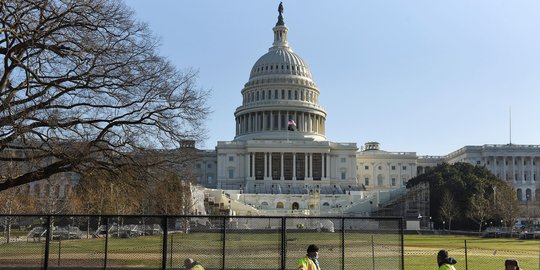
[
  {"x1": 188, "y1": 5, "x2": 540, "y2": 215},
  {"x1": 215, "y1": 8, "x2": 359, "y2": 196}
]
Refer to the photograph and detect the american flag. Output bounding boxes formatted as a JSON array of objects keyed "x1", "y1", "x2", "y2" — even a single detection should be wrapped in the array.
[{"x1": 287, "y1": 119, "x2": 296, "y2": 131}]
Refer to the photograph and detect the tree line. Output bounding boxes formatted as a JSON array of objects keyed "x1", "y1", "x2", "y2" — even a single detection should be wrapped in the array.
[{"x1": 407, "y1": 162, "x2": 536, "y2": 231}]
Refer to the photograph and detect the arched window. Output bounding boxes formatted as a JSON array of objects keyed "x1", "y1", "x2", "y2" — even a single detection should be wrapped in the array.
[
  {"x1": 292, "y1": 202, "x2": 299, "y2": 210},
  {"x1": 322, "y1": 202, "x2": 330, "y2": 207},
  {"x1": 517, "y1": 189, "x2": 523, "y2": 201},
  {"x1": 377, "y1": 175, "x2": 384, "y2": 186},
  {"x1": 276, "y1": 202, "x2": 284, "y2": 209},
  {"x1": 526, "y1": 188, "x2": 532, "y2": 201}
]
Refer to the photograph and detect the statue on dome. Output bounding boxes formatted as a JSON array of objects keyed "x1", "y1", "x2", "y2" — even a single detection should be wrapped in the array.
[{"x1": 276, "y1": 2, "x2": 285, "y2": 26}]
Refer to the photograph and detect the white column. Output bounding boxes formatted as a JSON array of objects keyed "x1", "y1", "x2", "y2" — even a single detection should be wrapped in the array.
[
  {"x1": 262, "y1": 112, "x2": 266, "y2": 130},
  {"x1": 304, "y1": 153, "x2": 308, "y2": 180},
  {"x1": 321, "y1": 153, "x2": 326, "y2": 180},
  {"x1": 280, "y1": 152, "x2": 284, "y2": 180},
  {"x1": 293, "y1": 153, "x2": 297, "y2": 180},
  {"x1": 502, "y1": 156, "x2": 506, "y2": 180},
  {"x1": 269, "y1": 152, "x2": 273, "y2": 179},
  {"x1": 493, "y1": 156, "x2": 497, "y2": 177},
  {"x1": 264, "y1": 152, "x2": 268, "y2": 179},
  {"x1": 512, "y1": 156, "x2": 515, "y2": 181},
  {"x1": 326, "y1": 154, "x2": 330, "y2": 180},
  {"x1": 309, "y1": 153, "x2": 313, "y2": 179},
  {"x1": 246, "y1": 152, "x2": 251, "y2": 179},
  {"x1": 251, "y1": 153, "x2": 256, "y2": 179},
  {"x1": 270, "y1": 111, "x2": 274, "y2": 130},
  {"x1": 278, "y1": 111, "x2": 281, "y2": 130},
  {"x1": 522, "y1": 157, "x2": 525, "y2": 183}
]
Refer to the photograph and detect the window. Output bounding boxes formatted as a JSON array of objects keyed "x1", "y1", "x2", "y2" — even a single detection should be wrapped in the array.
[
  {"x1": 340, "y1": 157, "x2": 346, "y2": 163},
  {"x1": 207, "y1": 163, "x2": 212, "y2": 169},
  {"x1": 378, "y1": 166, "x2": 382, "y2": 170},
  {"x1": 256, "y1": 91, "x2": 259, "y2": 101},
  {"x1": 364, "y1": 178, "x2": 369, "y2": 186},
  {"x1": 274, "y1": 90, "x2": 278, "y2": 99},
  {"x1": 281, "y1": 90, "x2": 285, "y2": 99},
  {"x1": 391, "y1": 166, "x2": 396, "y2": 170},
  {"x1": 392, "y1": 178, "x2": 396, "y2": 186},
  {"x1": 476, "y1": 161, "x2": 481, "y2": 165},
  {"x1": 276, "y1": 202, "x2": 284, "y2": 208},
  {"x1": 341, "y1": 171, "x2": 346, "y2": 180},
  {"x1": 402, "y1": 166, "x2": 407, "y2": 170},
  {"x1": 207, "y1": 175, "x2": 213, "y2": 183},
  {"x1": 229, "y1": 156, "x2": 234, "y2": 162},
  {"x1": 288, "y1": 90, "x2": 291, "y2": 99},
  {"x1": 295, "y1": 91, "x2": 298, "y2": 100},
  {"x1": 228, "y1": 169, "x2": 234, "y2": 179},
  {"x1": 364, "y1": 166, "x2": 369, "y2": 170},
  {"x1": 196, "y1": 164, "x2": 201, "y2": 169},
  {"x1": 377, "y1": 175, "x2": 383, "y2": 186}
]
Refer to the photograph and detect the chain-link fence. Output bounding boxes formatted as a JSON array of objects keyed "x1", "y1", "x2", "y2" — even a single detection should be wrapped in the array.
[
  {"x1": 0, "y1": 214, "x2": 403, "y2": 270},
  {"x1": 405, "y1": 237, "x2": 540, "y2": 270}
]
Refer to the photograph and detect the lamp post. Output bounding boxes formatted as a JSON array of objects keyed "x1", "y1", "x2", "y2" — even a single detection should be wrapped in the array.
[
  {"x1": 442, "y1": 220, "x2": 445, "y2": 231},
  {"x1": 429, "y1": 216, "x2": 432, "y2": 230},
  {"x1": 369, "y1": 201, "x2": 373, "y2": 216},
  {"x1": 417, "y1": 213, "x2": 423, "y2": 229}
]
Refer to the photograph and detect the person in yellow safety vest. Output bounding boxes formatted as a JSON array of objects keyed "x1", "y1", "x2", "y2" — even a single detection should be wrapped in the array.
[
  {"x1": 297, "y1": 244, "x2": 321, "y2": 270},
  {"x1": 437, "y1": 250, "x2": 457, "y2": 270},
  {"x1": 184, "y1": 258, "x2": 205, "y2": 270}
]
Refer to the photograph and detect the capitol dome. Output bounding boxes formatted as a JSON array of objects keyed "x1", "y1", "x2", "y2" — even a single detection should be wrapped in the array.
[
  {"x1": 233, "y1": 4, "x2": 327, "y2": 142},
  {"x1": 248, "y1": 49, "x2": 313, "y2": 81}
]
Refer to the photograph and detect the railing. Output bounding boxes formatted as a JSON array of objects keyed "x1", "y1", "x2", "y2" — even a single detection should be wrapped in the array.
[{"x1": 0, "y1": 214, "x2": 403, "y2": 270}]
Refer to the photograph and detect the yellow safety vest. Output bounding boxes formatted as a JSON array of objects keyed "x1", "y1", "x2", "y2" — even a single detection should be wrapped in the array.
[
  {"x1": 439, "y1": 263, "x2": 456, "y2": 270},
  {"x1": 298, "y1": 256, "x2": 319, "y2": 270}
]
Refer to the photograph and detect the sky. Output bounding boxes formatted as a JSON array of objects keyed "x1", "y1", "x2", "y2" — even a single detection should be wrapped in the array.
[{"x1": 125, "y1": 0, "x2": 540, "y2": 156}]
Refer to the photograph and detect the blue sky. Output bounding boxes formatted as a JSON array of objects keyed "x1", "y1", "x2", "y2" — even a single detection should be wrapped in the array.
[{"x1": 125, "y1": 1, "x2": 540, "y2": 156}]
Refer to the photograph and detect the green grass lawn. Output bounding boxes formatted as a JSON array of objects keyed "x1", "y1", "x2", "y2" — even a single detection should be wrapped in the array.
[{"x1": 0, "y1": 232, "x2": 538, "y2": 269}]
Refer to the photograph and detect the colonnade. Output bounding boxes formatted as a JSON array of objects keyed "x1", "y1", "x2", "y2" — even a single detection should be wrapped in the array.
[
  {"x1": 245, "y1": 152, "x2": 330, "y2": 181},
  {"x1": 236, "y1": 111, "x2": 325, "y2": 135}
]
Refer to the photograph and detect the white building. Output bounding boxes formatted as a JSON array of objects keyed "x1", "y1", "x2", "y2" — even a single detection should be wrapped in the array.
[
  {"x1": 216, "y1": 8, "x2": 359, "y2": 196},
  {"x1": 192, "y1": 5, "x2": 540, "y2": 216}
]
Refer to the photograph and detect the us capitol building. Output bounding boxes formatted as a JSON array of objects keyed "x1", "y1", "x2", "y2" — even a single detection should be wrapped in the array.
[{"x1": 192, "y1": 4, "x2": 540, "y2": 217}]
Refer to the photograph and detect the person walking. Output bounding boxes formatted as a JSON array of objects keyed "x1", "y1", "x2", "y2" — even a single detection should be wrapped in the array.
[
  {"x1": 437, "y1": 250, "x2": 457, "y2": 270},
  {"x1": 504, "y1": 259, "x2": 520, "y2": 270},
  {"x1": 184, "y1": 258, "x2": 205, "y2": 270},
  {"x1": 298, "y1": 244, "x2": 321, "y2": 270}
]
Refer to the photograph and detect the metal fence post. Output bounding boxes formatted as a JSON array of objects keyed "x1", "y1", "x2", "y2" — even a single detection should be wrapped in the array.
[
  {"x1": 222, "y1": 216, "x2": 227, "y2": 270},
  {"x1": 170, "y1": 233, "x2": 174, "y2": 269},
  {"x1": 281, "y1": 217, "x2": 286, "y2": 270},
  {"x1": 464, "y1": 239, "x2": 468, "y2": 270},
  {"x1": 371, "y1": 235, "x2": 375, "y2": 270},
  {"x1": 341, "y1": 217, "x2": 345, "y2": 270},
  {"x1": 104, "y1": 217, "x2": 109, "y2": 270},
  {"x1": 43, "y1": 215, "x2": 51, "y2": 270},
  {"x1": 161, "y1": 216, "x2": 169, "y2": 270},
  {"x1": 400, "y1": 218, "x2": 405, "y2": 270}
]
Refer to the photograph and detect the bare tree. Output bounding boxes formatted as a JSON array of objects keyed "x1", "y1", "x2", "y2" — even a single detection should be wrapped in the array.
[
  {"x1": 467, "y1": 189, "x2": 492, "y2": 234},
  {"x1": 0, "y1": 0, "x2": 209, "y2": 191},
  {"x1": 439, "y1": 191, "x2": 458, "y2": 231},
  {"x1": 0, "y1": 185, "x2": 35, "y2": 243},
  {"x1": 494, "y1": 184, "x2": 521, "y2": 234}
]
